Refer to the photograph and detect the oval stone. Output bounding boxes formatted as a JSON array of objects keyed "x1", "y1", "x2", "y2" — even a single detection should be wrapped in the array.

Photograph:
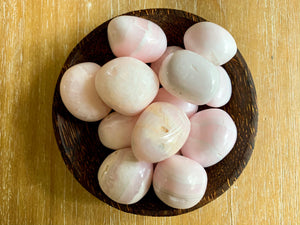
[
  {"x1": 107, "y1": 15, "x2": 167, "y2": 63},
  {"x1": 153, "y1": 155, "x2": 207, "y2": 209},
  {"x1": 181, "y1": 109, "x2": 237, "y2": 167},
  {"x1": 184, "y1": 21, "x2": 237, "y2": 65},
  {"x1": 60, "y1": 62, "x2": 111, "y2": 122},
  {"x1": 159, "y1": 50, "x2": 220, "y2": 105},
  {"x1": 131, "y1": 102, "x2": 191, "y2": 163}
]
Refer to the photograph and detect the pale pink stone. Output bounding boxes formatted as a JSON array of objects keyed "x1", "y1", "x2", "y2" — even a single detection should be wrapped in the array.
[
  {"x1": 107, "y1": 15, "x2": 167, "y2": 63},
  {"x1": 184, "y1": 22, "x2": 237, "y2": 65},
  {"x1": 131, "y1": 102, "x2": 191, "y2": 163},
  {"x1": 181, "y1": 109, "x2": 237, "y2": 167},
  {"x1": 153, "y1": 155, "x2": 207, "y2": 209},
  {"x1": 59, "y1": 62, "x2": 111, "y2": 122},
  {"x1": 150, "y1": 46, "x2": 183, "y2": 75},
  {"x1": 98, "y1": 112, "x2": 139, "y2": 150},
  {"x1": 159, "y1": 50, "x2": 220, "y2": 105},
  {"x1": 153, "y1": 88, "x2": 198, "y2": 117},
  {"x1": 98, "y1": 148, "x2": 153, "y2": 204},
  {"x1": 207, "y1": 66, "x2": 232, "y2": 107},
  {"x1": 95, "y1": 57, "x2": 159, "y2": 116}
]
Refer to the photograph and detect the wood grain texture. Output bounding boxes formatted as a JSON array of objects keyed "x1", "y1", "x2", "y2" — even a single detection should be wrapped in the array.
[{"x1": 0, "y1": 0, "x2": 299, "y2": 224}]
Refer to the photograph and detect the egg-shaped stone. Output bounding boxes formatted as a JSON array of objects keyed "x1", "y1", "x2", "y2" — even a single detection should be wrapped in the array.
[
  {"x1": 60, "y1": 62, "x2": 111, "y2": 122},
  {"x1": 184, "y1": 21, "x2": 237, "y2": 65},
  {"x1": 181, "y1": 109, "x2": 237, "y2": 167},
  {"x1": 150, "y1": 46, "x2": 182, "y2": 75},
  {"x1": 98, "y1": 148, "x2": 153, "y2": 204},
  {"x1": 107, "y1": 15, "x2": 167, "y2": 63},
  {"x1": 153, "y1": 88, "x2": 198, "y2": 117},
  {"x1": 131, "y1": 102, "x2": 190, "y2": 163},
  {"x1": 153, "y1": 155, "x2": 207, "y2": 209},
  {"x1": 98, "y1": 112, "x2": 139, "y2": 150},
  {"x1": 207, "y1": 66, "x2": 232, "y2": 107},
  {"x1": 95, "y1": 57, "x2": 159, "y2": 116},
  {"x1": 159, "y1": 50, "x2": 220, "y2": 105}
]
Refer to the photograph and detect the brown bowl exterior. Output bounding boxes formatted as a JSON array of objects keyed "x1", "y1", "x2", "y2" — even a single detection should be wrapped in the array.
[{"x1": 52, "y1": 8, "x2": 258, "y2": 216}]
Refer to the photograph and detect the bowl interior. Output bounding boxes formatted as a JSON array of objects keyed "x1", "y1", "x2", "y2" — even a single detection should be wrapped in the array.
[{"x1": 52, "y1": 8, "x2": 258, "y2": 216}]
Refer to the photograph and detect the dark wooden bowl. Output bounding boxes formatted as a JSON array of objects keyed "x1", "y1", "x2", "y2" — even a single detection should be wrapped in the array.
[{"x1": 52, "y1": 8, "x2": 258, "y2": 216}]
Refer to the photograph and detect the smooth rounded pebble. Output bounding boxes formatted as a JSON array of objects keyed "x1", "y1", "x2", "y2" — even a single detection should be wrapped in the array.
[
  {"x1": 153, "y1": 155, "x2": 207, "y2": 209},
  {"x1": 181, "y1": 109, "x2": 237, "y2": 167},
  {"x1": 107, "y1": 15, "x2": 167, "y2": 63},
  {"x1": 95, "y1": 57, "x2": 159, "y2": 116},
  {"x1": 207, "y1": 66, "x2": 232, "y2": 107},
  {"x1": 60, "y1": 62, "x2": 111, "y2": 122},
  {"x1": 159, "y1": 50, "x2": 220, "y2": 105},
  {"x1": 150, "y1": 46, "x2": 183, "y2": 75},
  {"x1": 98, "y1": 112, "x2": 139, "y2": 149},
  {"x1": 184, "y1": 21, "x2": 237, "y2": 65},
  {"x1": 153, "y1": 88, "x2": 198, "y2": 117},
  {"x1": 98, "y1": 148, "x2": 153, "y2": 204},
  {"x1": 131, "y1": 102, "x2": 191, "y2": 163}
]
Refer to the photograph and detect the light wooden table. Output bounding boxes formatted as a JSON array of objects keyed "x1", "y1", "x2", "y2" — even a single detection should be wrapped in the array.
[{"x1": 1, "y1": 0, "x2": 299, "y2": 224}]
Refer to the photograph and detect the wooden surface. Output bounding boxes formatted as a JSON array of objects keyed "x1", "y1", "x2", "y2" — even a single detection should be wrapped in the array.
[{"x1": 0, "y1": 0, "x2": 299, "y2": 224}]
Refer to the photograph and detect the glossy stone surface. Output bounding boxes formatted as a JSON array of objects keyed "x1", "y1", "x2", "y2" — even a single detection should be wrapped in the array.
[
  {"x1": 153, "y1": 155, "x2": 207, "y2": 209},
  {"x1": 184, "y1": 21, "x2": 237, "y2": 65},
  {"x1": 98, "y1": 112, "x2": 139, "y2": 150},
  {"x1": 150, "y1": 46, "x2": 182, "y2": 75},
  {"x1": 181, "y1": 109, "x2": 237, "y2": 167},
  {"x1": 159, "y1": 50, "x2": 220, "y2": 105},
  {"x1": 153, "y1": 88, "x2": 198, "y2": 117},
  {"x1": 131, "y1": 102, "x2": 190, "y2": 163},
  {"x1": 60, "y1": 62, "x2": 111, "y2": 122},
  {"x1": 207, "y1": 66, "x2": 232, "y2": 107},
  {"x1": 107, "y1": 15, "x2": 167, "y2": 63},
  {"x1": 95, "y1": 57, "x2": 159, "y2": 116},
  {"x1": 98, "y1": 148, "x2": 153, "y2": 204}
]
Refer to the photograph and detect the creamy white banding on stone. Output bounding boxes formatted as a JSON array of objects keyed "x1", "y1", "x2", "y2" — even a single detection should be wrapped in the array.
[
  {"x1": 107, "y1": 15, "x2": 167, "y2": 63},
  {"x1": 98, "y1": 148, "x2": 153, "y2": 204}
]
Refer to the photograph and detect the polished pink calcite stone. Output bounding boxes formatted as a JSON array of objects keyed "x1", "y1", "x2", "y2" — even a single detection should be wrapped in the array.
[
  {"x1": 159, "y1": 50, "x2": 220, "y2": 105},
  {"x1": 184, "y1": 22, "x2": 237, "y2": 65},
  {"x1": 153, "y1": 88, "x2": 198, "y2": 117},
  {"x1": 153, "y1": 155, "x2": 207, "y2": 209},
  {"x1": 98, "y1": 112, "x2": 139, "y2": 150},
  {"x1": 207, "y1": 66, "x2": 232, "y2": 107},
  {"x1": 181, "y1": 109, "x2": 237, "y2": 167},
  {"x1": 150, "y1": 46, "x2": 183, "y2": 75},
  {"x1": 131, "y1": 102, "x2": 191, "y2": 163},
  {"x1": 60, "y1": 62, "x2": 111, "y2": 122},
  {"x1": 95, "y1": 57, "x2": 159, "y2": 116},
  {"x1": 107, "y1": 15, "x2": 167, "y2": 63},
  {"x1": 98, "y1": 148, "x2": 153, "y2": 204}
]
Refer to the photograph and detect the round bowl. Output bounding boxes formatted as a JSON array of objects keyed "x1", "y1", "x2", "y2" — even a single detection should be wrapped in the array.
[{"x1": 52, "y1": 8, "x2": 258, "y2": 216}]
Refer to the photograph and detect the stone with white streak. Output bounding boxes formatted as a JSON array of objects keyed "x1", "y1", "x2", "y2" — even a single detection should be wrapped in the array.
[{"x1": 98, "y1": 148, "x2": 153, "y2": 204}]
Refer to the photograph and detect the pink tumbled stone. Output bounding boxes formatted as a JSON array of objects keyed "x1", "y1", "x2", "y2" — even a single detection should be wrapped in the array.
[
  {"x1": 159, "y1": 50, "x2": 220, "y2": 105},
  {"x1": 207, "y1": 66, "x2": 232, "y2": 107},
  {"x1": 107, "y1": 15, "x2": 167, "y2": 63},
  {"x1": 98, "y1": 112, "x2": 139, "y2": 150},
  {"x1": 59, "y1": 62, "x2": 111, "y2": 122},
  {"x1": 153, "y1": 88, "x2": 198, "y2": 117},
  {"x1": 184, "y1": 22, "x2": 237, "y2": 65},
  {"x1": 95, "y1": 57, "x2": 159, "y2": 116},
  {"x1": 98, "y1": 148, "x2": 153, "y2": 204},
  {"x1": 150, "y1": 46, "x2": 183, "y2": 75},
  {"x1": 131, "y1": 102, "x2": 191, "y2": 163},
  {"x1": 153, "y1": 155, "x2": 207, "y2": 209},
  {"x1": 181, "y1": 109, "x2": 237, "y2": 167}
]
